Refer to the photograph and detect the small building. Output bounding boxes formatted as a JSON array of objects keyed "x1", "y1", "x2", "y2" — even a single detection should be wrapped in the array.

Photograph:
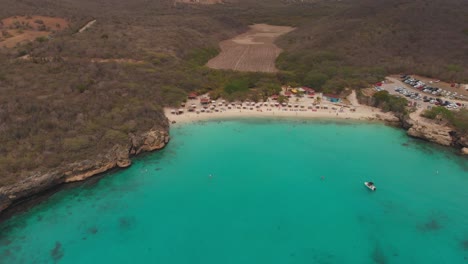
[
  {"x1": 188, "y1": 92, "x2": 197, "y2": 99},
  {"x1": 200, "y1": 97, "x2": 210, "y2": 104},
  {"x1": 285, "y1": 91, "x2": 292, "y2": 97},
  {"x1": 302, "y1": 87, "x2": 315, "y2": 95},
  {"x1": 271, "y1": 94, "x2": 279, "y2": 100},
  {"x1": 324, "y1": 94, "x2": 341, "y2": 103}
]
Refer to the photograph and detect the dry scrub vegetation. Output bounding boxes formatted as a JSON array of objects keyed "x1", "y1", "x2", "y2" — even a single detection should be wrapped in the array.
[
  {"x1": 0, "y1": 16, "x2": 68, "y2": 48},
  {"x1": 0, "y1": 0, "x2": 467, "y2": 187}
]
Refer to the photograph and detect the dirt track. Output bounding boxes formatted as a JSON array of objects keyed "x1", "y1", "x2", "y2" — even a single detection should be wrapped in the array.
[{"x1": 206, "y1": 24, "x2": 295, "y2": 73}]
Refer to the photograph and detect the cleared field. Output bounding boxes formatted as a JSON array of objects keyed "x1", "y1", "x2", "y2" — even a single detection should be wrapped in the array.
[
  {"x1": 206, "y1": 24, "x2": 295, "y2": 73},
  {"x1": 0, "y1": 16, "x2": 68, "y2": 48}
]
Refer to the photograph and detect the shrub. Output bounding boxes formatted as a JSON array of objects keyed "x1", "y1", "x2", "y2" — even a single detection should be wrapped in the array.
[
  {"x1": 63, "y1": 136, "x2": 92, "y2": 152},
  {"x1": 36, "y1": 36, "x2": 47, "y2": 43},
  {"x1": 224, "y1": 80, "x2": 249, "y2": 94},
  {"x1": 373, "y1": 91, "x2": 408, "y2": 114},
  {"x1": 421, "y1": 106, "x2": 454, "y2": 121},
  {"x1": 304, "y1": 72, "x2": 329, "y2": 88}
]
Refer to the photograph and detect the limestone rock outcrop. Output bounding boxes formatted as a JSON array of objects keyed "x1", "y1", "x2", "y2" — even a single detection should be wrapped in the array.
[
  {"x1": 0, "y1": 128, "x2": 169, "y2": 214},
  {"x1": 462, "y1": 147, "x2": 468, "y2": 155},
  {"x1": 407, "y1": 124, "x2": 453, "y2": 146}
]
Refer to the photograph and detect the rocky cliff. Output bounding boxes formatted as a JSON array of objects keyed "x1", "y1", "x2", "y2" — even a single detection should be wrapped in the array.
[
  {"x1": 403, "y1": 115, "x2": 468, "y2": 153},
  {"x1": 406, "y1": 123, "x2": 453, "y2": 146},
  {"x1": 357, "y1": 90, "x2": 467, "y2": 154},
  {"x1": 0, "y1": 129, "x2": 170, "y2": 214}
]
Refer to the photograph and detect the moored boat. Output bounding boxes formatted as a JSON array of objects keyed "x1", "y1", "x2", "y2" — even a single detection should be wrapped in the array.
[{"x1": 364, "y1": 181, "x2": 376, "y2": 191}]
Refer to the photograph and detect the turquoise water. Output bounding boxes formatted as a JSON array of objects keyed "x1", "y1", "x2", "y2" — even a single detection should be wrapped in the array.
[{"x1": 0, "y1": 119, "x2": 467, "y2": 264}]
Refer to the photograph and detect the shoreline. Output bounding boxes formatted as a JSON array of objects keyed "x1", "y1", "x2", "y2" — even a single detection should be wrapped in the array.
[
  {"x1": 164, "y1": 104, "x2": 400, "y2": 126},
  {"x1": 0, "y1": 97, "x2": 464, "y2": 221}
]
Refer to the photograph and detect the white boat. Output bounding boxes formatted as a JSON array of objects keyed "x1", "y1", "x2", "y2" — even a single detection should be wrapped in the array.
[{"x1": 364, "y1": 182, "x2": 376, "y2": 191}]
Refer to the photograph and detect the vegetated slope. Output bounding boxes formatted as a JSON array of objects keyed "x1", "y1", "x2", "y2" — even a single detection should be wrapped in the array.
[
  {"x1": 276, "y1": 0, "x2": 468, "y2": 93},
  {"x1": 0, "y1": 0, "x2": 467, "y2": 189},
  {"x1": 0, "y1": 0, "x2": 248, "y2": 187}
]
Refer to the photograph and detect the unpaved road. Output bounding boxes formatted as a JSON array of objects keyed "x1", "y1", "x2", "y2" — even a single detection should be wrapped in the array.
[{"x1": 78, "y1": 20, "x2": 96, "y2": 33}]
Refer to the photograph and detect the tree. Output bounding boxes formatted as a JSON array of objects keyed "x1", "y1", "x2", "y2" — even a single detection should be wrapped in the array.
[
  {"x1": 304, "y1": 72, "x2": 328, "y2": 88},
  {"x1": 315, "y1": 96, "x2": 322, "y2": 105},
  {"x1": 224, "y1": 80, "x2": 248, "y2": 94},
  {"x1": 277, "y1": 95, "x2": 288, "y2": 104}
]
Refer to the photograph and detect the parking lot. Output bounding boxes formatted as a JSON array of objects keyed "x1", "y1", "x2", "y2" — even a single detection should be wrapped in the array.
[{"x1": 379, "y1": 76, "x2": 466, "y2": 111}]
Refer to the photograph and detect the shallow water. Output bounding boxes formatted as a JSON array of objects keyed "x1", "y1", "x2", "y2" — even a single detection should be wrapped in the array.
[{"x1": 1, "y1": 119, "x2": 467, "y2": 263}]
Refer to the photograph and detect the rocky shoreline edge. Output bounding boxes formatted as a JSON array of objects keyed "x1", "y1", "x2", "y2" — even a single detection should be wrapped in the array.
[
  {"x1": 0, "y1": 113, "x2": 466, "y2": 219},
  {"x1": 0, "y1": 129, "x2": 170, "y2": 219}
]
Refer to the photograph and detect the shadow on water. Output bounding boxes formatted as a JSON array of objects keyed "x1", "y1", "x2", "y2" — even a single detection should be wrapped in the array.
[
  {"x1": 371, "y1": 242, "x2": 387, "y2": 264},
  {"x1": 50, "y1": 241, "x2": 64, "y2": 262},
  {"x1": 298, "y1": 248, "x2": 334, "y2": 263},
  {"x1": 87, "y1": 226, "x2": 98, "y2": 235},
  {"x1": 418, "y1": 212, "x2": 447, "y2": 232},
  {"x1": 404, "y1": 137, "x2": 468, "y2": 172},
  {"x1": 461, "y1": 239, "x2": 468, "y2": 251},
  {"x1": 118, "y1": 216, "x2": 135, "y2": 230}
]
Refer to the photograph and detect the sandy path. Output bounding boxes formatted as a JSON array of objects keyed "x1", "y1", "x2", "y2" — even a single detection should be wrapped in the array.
[
  {"x1": 78, "y1": 20, "x2": 96, "y2": 33},
  {"x1": 347, "y1": 90, "x2": 360, "y2": 106}
]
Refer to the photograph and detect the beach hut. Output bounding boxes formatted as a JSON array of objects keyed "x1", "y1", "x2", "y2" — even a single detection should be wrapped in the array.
[
  {"x1": 200, "y1": 98, "x2": 210, "y2": 104},
  {"x1": 302, "y1": 87, "x2": 315, "y2": 95},
  {"x1": 178, "y1": 109, "x2": 184, "y2": 114},
  {"x1": 170, "y1": 109, "x2": 176, "y2": 114},
  {"x1": 324, "y1": 94, "x2": 341, "y2": 103}
]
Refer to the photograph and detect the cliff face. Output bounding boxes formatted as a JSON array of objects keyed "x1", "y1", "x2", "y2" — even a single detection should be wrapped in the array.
[
  {"x1": 0, "y1": 129, "x2": 170, "y2": 214},
  {"x1": 407, "y1": 124, "x2": 453, "y2": 146},
  {"x1": 403, "y1": 115, "x2": 468, "y2": 153},
  {"x1": 357, "y1": 91, "x2": 467, "y2": 153}
]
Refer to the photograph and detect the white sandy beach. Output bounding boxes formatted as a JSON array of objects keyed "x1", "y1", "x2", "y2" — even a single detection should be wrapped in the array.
[{"x1": 165, "y1": 91, "x2": 399, "y2": 125}]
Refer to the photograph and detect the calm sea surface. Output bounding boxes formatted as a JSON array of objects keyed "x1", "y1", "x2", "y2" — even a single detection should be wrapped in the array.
[{"x1": 1, "y1": 119, "x2": 467, "y2": 263}]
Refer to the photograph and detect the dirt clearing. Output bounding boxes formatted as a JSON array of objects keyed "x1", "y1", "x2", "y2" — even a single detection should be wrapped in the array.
[
  {"x1": 206, "y1": 24, "x2": 295, "y2": 73},
  {"x1": 0, "y1": 16, "x2": 68, "y2": 48}
]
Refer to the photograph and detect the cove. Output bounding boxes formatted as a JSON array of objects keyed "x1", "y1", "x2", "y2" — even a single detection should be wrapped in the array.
[{"x1": 1, "y1": 119, "x2": 467, "y2": 263}]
